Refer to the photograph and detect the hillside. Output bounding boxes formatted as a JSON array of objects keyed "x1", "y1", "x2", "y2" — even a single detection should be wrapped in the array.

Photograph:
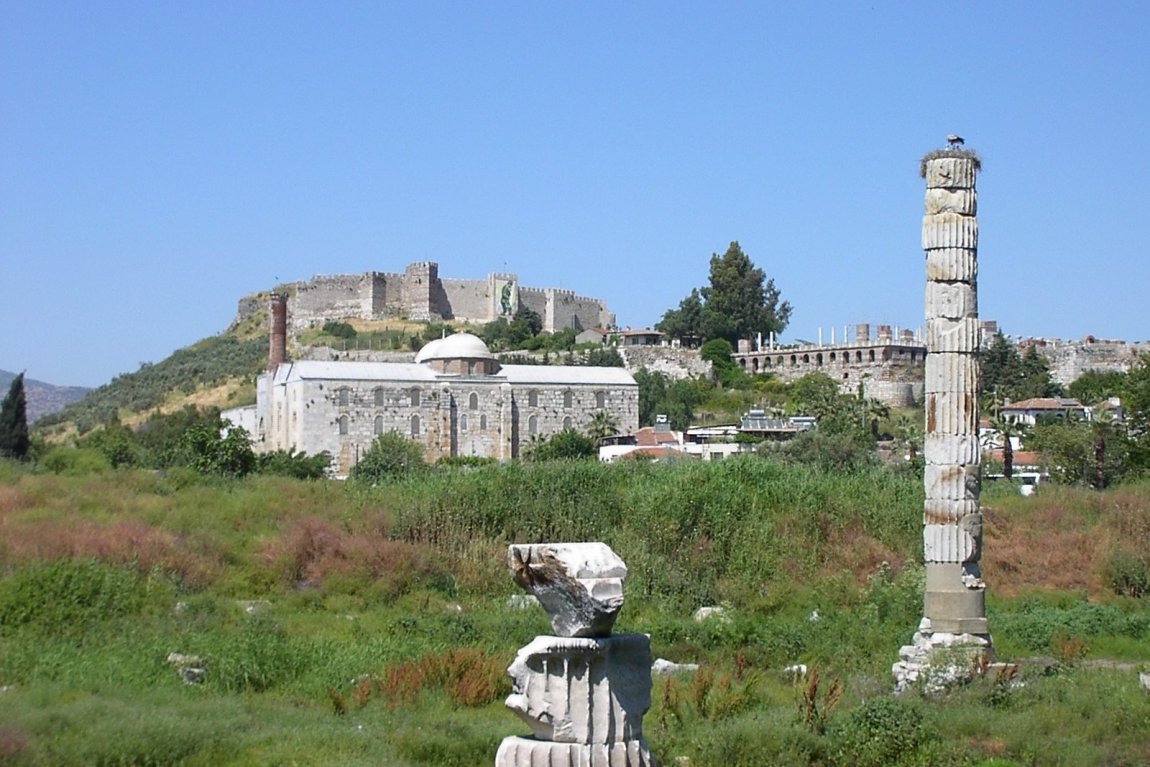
[{"x1": 0, "y1": 369, "x2": 90, "y2": 424}]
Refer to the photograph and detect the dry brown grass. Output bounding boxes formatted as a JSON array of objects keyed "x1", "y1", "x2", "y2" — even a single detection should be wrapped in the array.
[
  {"x1": 378, "y1": 648, "x2": 507, "y2": 708},
  {"x1": 819, "y1": 520, "x2": 905, "y2": 582},
  {"x1": 256, "y1": 514, "x2": 444, "y2": 594}
]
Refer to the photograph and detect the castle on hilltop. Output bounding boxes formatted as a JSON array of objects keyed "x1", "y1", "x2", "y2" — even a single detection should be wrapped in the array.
[{"x1": 234, "y1": 262, "x2": 614, "y2": 333}]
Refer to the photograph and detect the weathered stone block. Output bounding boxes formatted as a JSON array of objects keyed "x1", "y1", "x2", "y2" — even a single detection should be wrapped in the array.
[
  {"x1": 508, "y1": 543, "x2": 627, "y2": 638},
  {"x1": 924, "y1": 464, "x2": 980, "y2": 502},
  {"x1": 494, "y1": 737, "x2": 655, "y2": 767},
  {"x1": 923, "y1": 519, "x2": 981, "y2": 564},
  {"x1": 923, "y1": 434, "x2": 980, "y2": 465},
  {"x1": 504, "y1": 634, "x2": 652, "y2": 745},
  {"x1": 926, "y1": 248, "x2": 978, "y2": 283},
  {"x1": 926, "y1": 319, "x2": 981, "y2": 353},
  {"x1": 925, "y1": 391, "x2": 978, "y2": 435},
  {"x1": 923, "y1": 499, "x2": 979, "y2": 524},
  {"x1": 922, "y1": 213, "x2": 978, "y2": 250},
  {"x1": 924, "y1": 157, "x2": 977, "y2": 190},
  {"x1": 924, "y1": 187, "x2": 977, "y2": 216},
  {"x1": 925, "y1": 353, "x2": 978, "y2": 394},
  {"x1": 925, "y1": 281, "x2": 977, "y2": 320}
]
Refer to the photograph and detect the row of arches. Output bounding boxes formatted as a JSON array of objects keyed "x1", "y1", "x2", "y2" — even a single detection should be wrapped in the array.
[
  {"x1": 336, "y1": 386, "x2": 422, "y2": 408},
  {"x1": 338, "y1": 414, "x2": 422, "y2": 437},
  {"x1": 334, "y1": 386, "x2": 609, "y2": 411},
  {"x1": 737, "y1": 347, "x2": 920, "y2": 373}
]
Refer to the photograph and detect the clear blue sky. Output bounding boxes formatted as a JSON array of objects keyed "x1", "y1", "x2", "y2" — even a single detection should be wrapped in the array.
[{"x1": 3, "y1": 1, "x2": 1147, "y2": 388}]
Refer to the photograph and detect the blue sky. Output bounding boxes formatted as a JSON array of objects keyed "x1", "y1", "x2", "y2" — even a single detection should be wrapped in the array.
[{"x1": 2, "y1": 1, "x2": 1147, "y2": 388}]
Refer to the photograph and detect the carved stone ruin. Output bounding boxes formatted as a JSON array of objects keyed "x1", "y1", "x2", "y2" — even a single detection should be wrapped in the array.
[
  {"x1": 497, "y1": 542, "x2": 656, "y2": 766},
  {"x1": 893, "y1": 145, "x2": 993, "y2": 694}
]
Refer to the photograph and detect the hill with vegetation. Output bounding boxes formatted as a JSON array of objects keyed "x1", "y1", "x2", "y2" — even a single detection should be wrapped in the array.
[{"x1": 0, "y1": 370, "x2": 89, "y2": 424}]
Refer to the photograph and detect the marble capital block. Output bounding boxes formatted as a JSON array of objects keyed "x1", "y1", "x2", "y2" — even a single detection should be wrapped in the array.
[
  {"x1": 509, "y1": 543, "x2": 627, "y2": 638},
  {"x1": 924, "y1": 157, "x2": 977, "y2": 189},
  {"x1": 924, "y1": 187, "x2": 977, "y2": 216}
]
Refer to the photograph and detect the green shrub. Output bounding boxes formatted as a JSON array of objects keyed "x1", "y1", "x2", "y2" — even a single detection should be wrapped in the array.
[
  {"x1": 0, "y1": 560, "x2": 160, "y2": 636},
  {"x1": 831, "y1": 696, "x2": 938, "y2": 767},
  {"x1": 349, "y1": 431, "x2": 426, "y2": 483},
  {"x1": 38, "y1": 447, "x2": 111, "y2": 475},
  {"x1": 1106, "y1": 549, "x2": 1150, "y2": 597}
]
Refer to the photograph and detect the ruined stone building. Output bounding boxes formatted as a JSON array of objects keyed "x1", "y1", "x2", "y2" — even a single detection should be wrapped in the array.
[
  {"x1": 733, "y1": 323, "x2": 931, "y2": 407},
  {"x1": 233, "y1": 261, "x2": 614, "y2": 333},
  {"x1": 224, "y1": 297, "x2": 638, "y2": 476}
]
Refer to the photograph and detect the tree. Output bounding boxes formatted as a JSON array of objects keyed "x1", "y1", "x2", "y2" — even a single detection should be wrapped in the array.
[
  {"x1": 531, "y1": 428, "x2": 597, "y2": 461},
  {"x1": 0, "y1": 373, "x2": 30, "y2": 460},
  {"x1": 699, "y1": 338, "x2": 745, "y2": 388},
  {"x1": 1068, "y1": 369, "x2": 1126, "y2": 406},
  {"x1": 979, "y1": 334, "x2": 1062, "y2": 407},
  {"x1": 183, "y1": 421, "x2": 256, "y2": 477},
  {"x1": 349, "y1": 431, "x2": 426, "y2": 483},
  {"x1": 656, "y1": 242, "x2": 791, "y2": 346},
  {"x1": 585, "y1": 411, "x2": 620, "y2": 443}
]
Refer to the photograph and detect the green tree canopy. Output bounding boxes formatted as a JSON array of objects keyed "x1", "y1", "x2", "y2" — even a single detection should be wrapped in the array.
[
  {"x1": 979, "y1": 333, "x2": 1063, "y2": 407},
  {"x1": 0, "y1": 373, "x2": 30, "y2": 460},
  {"x1": 531, "y1": 428, "x2": 597, "y2": 461},
  {"x1": 349, "y1": 431, "x2": 427, "y2": 483},
  {"x1": 656, "y1": 242, "x2": 791, "y2": 346}
]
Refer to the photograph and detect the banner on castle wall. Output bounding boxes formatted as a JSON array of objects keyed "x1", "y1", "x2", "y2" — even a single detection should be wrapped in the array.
[{"x1": 493, "y1": 278, "x2": 518, "y2": 318}]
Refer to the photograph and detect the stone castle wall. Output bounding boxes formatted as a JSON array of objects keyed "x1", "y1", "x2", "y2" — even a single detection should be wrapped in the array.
[
  {"x1": 1023, "y1": 337, "x2": 1150, "y2": 387},
  {"x1": 234, "y1": 262, "x2": 611, "y2": 334}
]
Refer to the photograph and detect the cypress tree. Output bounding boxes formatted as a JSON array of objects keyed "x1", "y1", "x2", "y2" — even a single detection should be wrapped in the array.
[{"x1": 0, "y1": 372, "x2": 30, "y2": 459}]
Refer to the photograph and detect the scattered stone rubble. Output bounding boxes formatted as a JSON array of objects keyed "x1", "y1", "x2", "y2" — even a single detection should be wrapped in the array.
[{"x1": 497, "y1": 542, "x2": 656, "y2": 767}]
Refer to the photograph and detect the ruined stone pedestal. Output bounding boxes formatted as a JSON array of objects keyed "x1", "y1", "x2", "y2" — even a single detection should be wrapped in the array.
[{"x1": 498, "y1": 543, "x2": 656, "y2": 766}]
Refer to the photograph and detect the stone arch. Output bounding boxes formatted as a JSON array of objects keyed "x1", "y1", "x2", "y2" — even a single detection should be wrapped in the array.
[
  {"x1": 563, "y1": 416, "x2": 573, "y2": 429},
  {"x1": 868, "y1": 349, "x2": 876, "y2": 362},
  {"x1": 816, "y1": 353, "x2": 823, "y2": 366},
  {"x1": 469, "y1": 392, "x2": 479, "y2": 410},
  {"x1": 595, "y1": 391, "x2": 606, "y2": 409},
  {"x1": 480, "y1": 414, "x2": 488, "y2": 431},
  {"x1": 410, "y1": 414, "x2": 421, "y2": 437},
  {"x1": 338, "y1": 415, "x2": 349, "y2": 435},
  {"x1": 373, "y1": 387, "x2": 385, "y2": 406},
  {"x1": 373, "y1": 415, "x2": 383, "y2": 435},
  {"x1": 460, "y1": 414, "x2": 469, "y2": 432},
  {"x1": 528, "y1": 415, "x2": 538, "y2": 434},
  {"x1": 564, "y1": 390, "x2": 573, "y2": 408},
  {"x1": 528, "y1": 389, "x2": 539, "y2": 407},
  {"x1": 337, "y1": 387, "x2": 350, "y2": 407},
  {"x1": 410, "y1": 388, "x2": 421, "y2": 407}
]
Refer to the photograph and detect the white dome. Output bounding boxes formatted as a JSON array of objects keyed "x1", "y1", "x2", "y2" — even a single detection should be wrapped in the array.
[{"x1": 415, "y1": 332, "x2": 493, "y2": 363}]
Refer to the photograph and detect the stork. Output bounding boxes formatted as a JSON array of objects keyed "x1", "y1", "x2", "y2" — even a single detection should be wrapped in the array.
[{"x1": 947, "y1": 133, "x2": 965, "y2": 147}]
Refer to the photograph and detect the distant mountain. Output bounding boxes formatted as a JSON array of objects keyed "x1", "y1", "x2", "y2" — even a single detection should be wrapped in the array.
[{"x1": 0, "y1": 370, "x2": 91, "y2": 424}]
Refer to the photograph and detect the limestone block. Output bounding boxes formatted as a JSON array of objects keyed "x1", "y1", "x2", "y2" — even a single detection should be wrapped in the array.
[
  {"x1": 504, "y1": 634, "x2": 652, "y2": 745},
  {"x1": 925, "y1": 391, "x2": 978, "y2": 435},
  {"x1": 923, "y1": 499, "x2": 979, "y2": 525},
  {"x1": 509, "y1": 543, "x2": 627, "y2": 637},
  {"x1": 924, "y1": 156, "x2": 977, "y2": 190},
  {"x1": 494, "y1": 736, "x2": 655, "y2": 767},
  {"x1": 925, "y1": 281, "x2": 977, "y2": 320},
  {"x1": 924, "y1": 464, "x2": 979, "y2": 502},
  {"x1": 926, "y1": 319, "x2": 981, "y2": 353},
  {"x1": 923, "y1": 519, "x2": 981, "y2": 563},
  {"x1": 926, "y1": 248, "x2": 978, "y2": 283},
  {"x1": 925, "y1": 353, "x2": 977, "y2": 394},
  {"x1": 923, "y1": 434, "x2": 980, "y2": 465},
  {"x1": 924, "y1": 188, "x2": 977, "y2": 216},
  {"x1": 921, "y1": 213, "x2": 978, "y2": 250}
]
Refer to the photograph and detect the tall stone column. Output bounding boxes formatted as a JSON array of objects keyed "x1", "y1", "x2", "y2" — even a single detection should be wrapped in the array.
[{"x1": 894, "y1": 143, "x2": 991, "y2": 693}]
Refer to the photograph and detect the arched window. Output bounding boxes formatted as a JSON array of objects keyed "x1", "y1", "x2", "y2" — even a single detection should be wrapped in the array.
[
  {"x1": 595, "y1": 391, "x2": 606, "y2": 409},
  {"x1": 337, "y1": 387, "x2": 350, "y2": 406},
  {"x1": 338, "y1": 415, "x2": 349, "y2": 435},
  {"x1": 790, "y1": 355, "x2": 797, "y2": 366},
  {"x1": 410, "y1": 388, "x2": 421, "y2": 407},
  {"x1": 528, "y1": 390, "x2": 539, "y2": 407},
  {"x1": 460, "y1": 414, "x2": 469, "y2": 432},
  {"x1": 563, "y1": 416, "x2": 573, "y2": 429},
  {"x1": 816, "y1": 353, "x2": 823, "y2": 366},
  {"x1": 469, "y1": 392, "x2": 479, "y2": 410},
  {"x1": 373, "y1": 388, "x2": 385, "y2": 406},
  {"x1": 803, "y1": 354, "x2": 810, "y2": 363},
  {"x1": 563, "y1": 391, "x2": 573, "y2": 408},
  {"x1": 480, "y1": 415, "x2": 487, "y2": 430},
  {"x1": 528, "y1": 415, "x2": 538, "y2": 434},
  {"x1": 830, "y1": 352, "x2": 837, "y2": 362},
  {"x1": 374, "y1": 416, "x2": 383, "y2": 435},
  {"x1": 410, "y1": 415, "x2": 421, "y2": 437},
  {"x1": 855, "y1": 351, "x2": 863, "y2": 363},
  {"x1": 752, "y1": 358, "x2": 759, "y2": 373},
  {"x1": 868, "y1": 349, "x2": 876, "y2": 362}
]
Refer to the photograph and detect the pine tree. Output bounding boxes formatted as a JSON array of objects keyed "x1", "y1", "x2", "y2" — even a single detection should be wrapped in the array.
[{"x1": 0, "y1": 373, "x2": 30, "y2": 460}]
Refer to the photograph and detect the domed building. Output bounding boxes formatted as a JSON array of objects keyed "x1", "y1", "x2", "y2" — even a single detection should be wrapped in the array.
[{"x1": 230, "y1": 315, "x2": 638, "y2": 475}]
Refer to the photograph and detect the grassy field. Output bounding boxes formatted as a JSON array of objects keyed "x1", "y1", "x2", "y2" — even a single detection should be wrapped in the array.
[{"x1": 1, "y1": 458, "x2": 1148, "y2": 766}]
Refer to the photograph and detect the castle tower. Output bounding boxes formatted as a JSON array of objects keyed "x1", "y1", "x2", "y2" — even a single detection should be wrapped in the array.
[
  {"x1": 403, "y1": 262, "x2": 439, "y2": 321},
  {"x1": 268, "y1": 293, "x2": 288, "y2": 370},
  {"x1": 894, "y1": 142, "x2": 990, "y2": 692}
]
